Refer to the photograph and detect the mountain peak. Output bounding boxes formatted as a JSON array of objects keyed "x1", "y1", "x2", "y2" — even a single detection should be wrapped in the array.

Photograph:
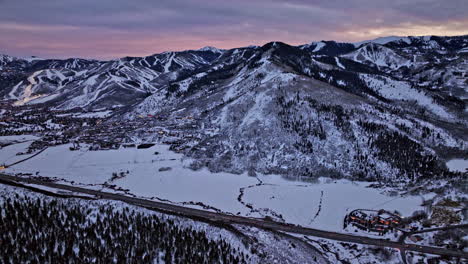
[
  {"x1": 354, "y1": 36, "x2": 412, "y2": 47},
  {"x1": 197, "y1": 46, "x2": 223, "y2": 53},
  {"x1": 261, "y1": 41, "x2": 291, "y2": 50},
  {"x1": 0, "y1": 54, "x2": 17, "y2": 66}
]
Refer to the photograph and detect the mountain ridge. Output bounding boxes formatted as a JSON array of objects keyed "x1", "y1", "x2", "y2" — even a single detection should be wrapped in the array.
[{"x1": 1, "y1": 34, "x2": 466, "y2": 182}]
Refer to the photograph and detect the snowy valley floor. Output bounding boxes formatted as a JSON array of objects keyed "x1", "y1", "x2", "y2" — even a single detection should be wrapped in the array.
[{"x1": 1, "y1": 139, "x2": 431, "y2": 233}]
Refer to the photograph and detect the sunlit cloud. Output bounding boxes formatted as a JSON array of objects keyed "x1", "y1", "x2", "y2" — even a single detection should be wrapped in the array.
[{"x1": 342, "y1": 20, "x2": 468, "y2": 41}]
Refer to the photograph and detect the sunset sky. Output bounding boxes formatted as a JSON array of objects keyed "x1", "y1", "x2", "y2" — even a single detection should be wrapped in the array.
[{"x1": 1, "y1": 0, "x2": 467, "y2": 59}]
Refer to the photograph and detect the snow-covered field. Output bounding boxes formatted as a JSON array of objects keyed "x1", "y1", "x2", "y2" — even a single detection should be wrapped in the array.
[
  {"x1": 446, "y1": 158, "x2": 468, "y2": 172},
  {"x1": 0, "y1": 135, "x2": 39, "y2": 145},
  {"x1": 2, "y1": 141, "x2": 427, "y2": 232},
  {"x1": 0, "y1": 135, "x2": 39, "y2": 165},
  {"x1": 241, "y1": 178, "x2": 424, "y2": 231},
  {"x1": 0, "y1": 142, "x2": 35, "y2": 165}
]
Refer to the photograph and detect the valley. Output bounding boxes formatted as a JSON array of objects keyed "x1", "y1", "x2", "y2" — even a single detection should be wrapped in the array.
[{"x1": 1, "y1": 34, "x2": 467, "y2": 263}]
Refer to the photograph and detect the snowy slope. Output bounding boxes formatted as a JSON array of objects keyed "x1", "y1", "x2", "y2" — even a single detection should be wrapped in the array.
[
  {"x1": 360, "y1": 74, "x2": 452, "y2": 119},
  {"x1": 1, "y1": 35, "x2": 466, "y2": 182},
  {"x1": 353, "y1": 36, "x2": 412, "y2": 47},
  {"x1": 341, "y1": 43, "x2": 412, "y2": 70},
  {"x1": 1, "y1": 48, "x2": 223, "y2": 110},
  {"x1": 300, "y1": 41, "x2": 356, "y2": 56},
  {"x1": 0, "y1": 54, "x2": 16, "y2": 67},
  {"x1": 128, "y1": 41, "x2": 465, "y2": 182}
]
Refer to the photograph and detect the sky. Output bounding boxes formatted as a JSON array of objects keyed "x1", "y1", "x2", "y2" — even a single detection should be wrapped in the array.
[{"x1": 1, "y1": 0, "x2": 467, "y2": 59}]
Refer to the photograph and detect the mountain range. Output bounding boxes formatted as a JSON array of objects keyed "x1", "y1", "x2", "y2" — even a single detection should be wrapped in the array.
[{"x1": 1, "y1": 35, "x2": 467, "y2": 182}]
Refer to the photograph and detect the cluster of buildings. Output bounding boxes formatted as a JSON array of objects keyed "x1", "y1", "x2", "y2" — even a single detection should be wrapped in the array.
[
  {"x1": 1, "y1": 101, "x2": 212, "y2": 157},
  {"x1": 0, "y1": 105, "x2": 102, "y2": 136},
  {"x1": 344, "y1": 209, "x2": 403, "y2": 235}
]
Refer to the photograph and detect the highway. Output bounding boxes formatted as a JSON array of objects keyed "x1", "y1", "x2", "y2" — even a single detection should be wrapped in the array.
[{"x1": 0, "y1": 173, "x2": 466, "y2": 259}]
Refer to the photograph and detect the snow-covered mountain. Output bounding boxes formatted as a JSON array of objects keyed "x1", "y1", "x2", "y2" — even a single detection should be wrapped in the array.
[
  {"x1": 341, "y1": 43, "x2": 413, "y2": 70},
  {"x1": 300, "y1": 41, "x2": 356, "y2": 56},
  {"x1": 0, "y1": 54, "x2": 16, "y2": 68},
  {"x1": 353, "y1": 36, "x2": 413, "y2": 46},
  {"x1": 1, "y1": 35, "x2": 466, "y2": 182},
  {"x1": 2, "y1": 36, "x2": 465, "y2": 111},
  {"x1": 0, "y1": 48, "x2": 224, "y2": 109},
  {"x1": 129, "y1": 40, "x2": 466, "y2": 181}
]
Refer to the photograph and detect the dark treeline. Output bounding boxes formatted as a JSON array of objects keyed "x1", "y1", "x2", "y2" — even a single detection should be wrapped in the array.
[
  {"x1": 372, "y1": 130, "x2": 451, "y2": 180},
  {"x1": 0, "y1": 195, "x2": 248, "y2": 264},
  {"x1": 357, "y1": 120, "x2": 462, "y2": 181}
]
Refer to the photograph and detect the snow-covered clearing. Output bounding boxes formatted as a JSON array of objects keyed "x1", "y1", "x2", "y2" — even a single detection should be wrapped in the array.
[
  {"x1": 312, "y1": 42, "x2": 325, "y2": 52},
  {"x1": 446, "y1": 159, "x2": 468, "y2": 172},
  {"x1": 28, "y1": 93, "x2": 60, "y2": 105},
  {"x1": 74, "y1": 110, "x2": 113, "y2": 118},
  {"x1": 0, "y1": 135, "x2": 39, "y2": 165},
  {"x1": 241, "y1": 177, "x2": 424, "y2": 231},
  {"x1": 0, "y1": 135, "x2": 39, "y2": 144},
  {"x1": 8, "y1": 81, "x2": 23, "y2": 99},
  {"x1": 360, "y1": 74, "x2": 452, "y2": 119},
  {"x1": 0, "y1": 142, "x2": 35, "y2": 165},
  {"x1": 4, "y1": 143, "x2": 426, "y2": 232},
  {"x1": 335, "y1": 57, "x2": 345, "y2": 69}
]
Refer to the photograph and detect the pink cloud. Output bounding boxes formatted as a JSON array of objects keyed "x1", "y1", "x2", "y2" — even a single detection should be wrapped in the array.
[{"x1": 0, "y1": 0, "x2": 466, "y2": 59}]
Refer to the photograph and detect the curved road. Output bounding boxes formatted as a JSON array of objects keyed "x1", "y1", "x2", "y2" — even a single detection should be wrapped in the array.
[{"x1": 0, "y1": 173, "x2": 466, "y2": 259}]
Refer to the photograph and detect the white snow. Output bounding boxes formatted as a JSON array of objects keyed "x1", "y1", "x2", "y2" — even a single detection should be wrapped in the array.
[
  {"x1": 354, "y1": 36, "x2": 412, "y2": 47},
  {"x1": 0, "y1": 135, "x2": 39, "y2": 145},
  {"x1": 8, "y1": 81, "x2": 23, "y2": 99},
  {"x1": 13, "y1": 70, "x2": 44, "y2": 106},
  {"x1": 4, "y1": 143, "x2": 427, "y2": 232},
  {"x1": 335, "y1": 57, "x2": 345, "y2": 69},
  {"x1": 446, "y1": 159, "x2": 468, "y2": 172},
  {"x1": 342, "y1": 43, "x2": 412, "y2": 70},
  {"x1": 197, "y1": 46, "x2": 222, "y2": 53},
  {"x1": 242, "y1": 176, "x2": 425, "y2": 231},
  {"x1": 360, "y1": 74, "x2": 452, "y2": 119},
  {"x1": 300, "y1": 41, "x2": 326, "y2": 52},
  {"x1": 164, "y1": 52, "x2": 175, "y2": 73},
  {"x1": 28, "y1": 93, "x2": 60, "y2": 105},
  {"x1": 73, "y1": 110, "x2": 112, "y2": 118},
  {"x1": 176, "y1": 72, "x2": 207, "y2": 92},
  {"x1": 336, "y1": 80, "x2": 346, "y2": 86},
  {"x1": 312, "y1": 42, "x2": 326, "y2": 52},
  {"x1": 84, "y1": 74, "x2": 99, "y2": 86},
  {"x1": 264, "y1": 72, "x2": 295, "y2": 84},
  {"x1": 0, "y1": 136, "x2": 40, "y2": 167},
  {"x1": 0, "y1": 142, "x2": 35, "y2": 166},
  {"x1": 458, "y1": 47, "x2": 468, "y2": 53}
]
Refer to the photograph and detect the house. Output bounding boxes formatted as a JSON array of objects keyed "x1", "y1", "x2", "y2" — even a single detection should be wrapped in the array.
[{"x1": 344, "y1": 209, "x2": 403, "y2": 234}]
